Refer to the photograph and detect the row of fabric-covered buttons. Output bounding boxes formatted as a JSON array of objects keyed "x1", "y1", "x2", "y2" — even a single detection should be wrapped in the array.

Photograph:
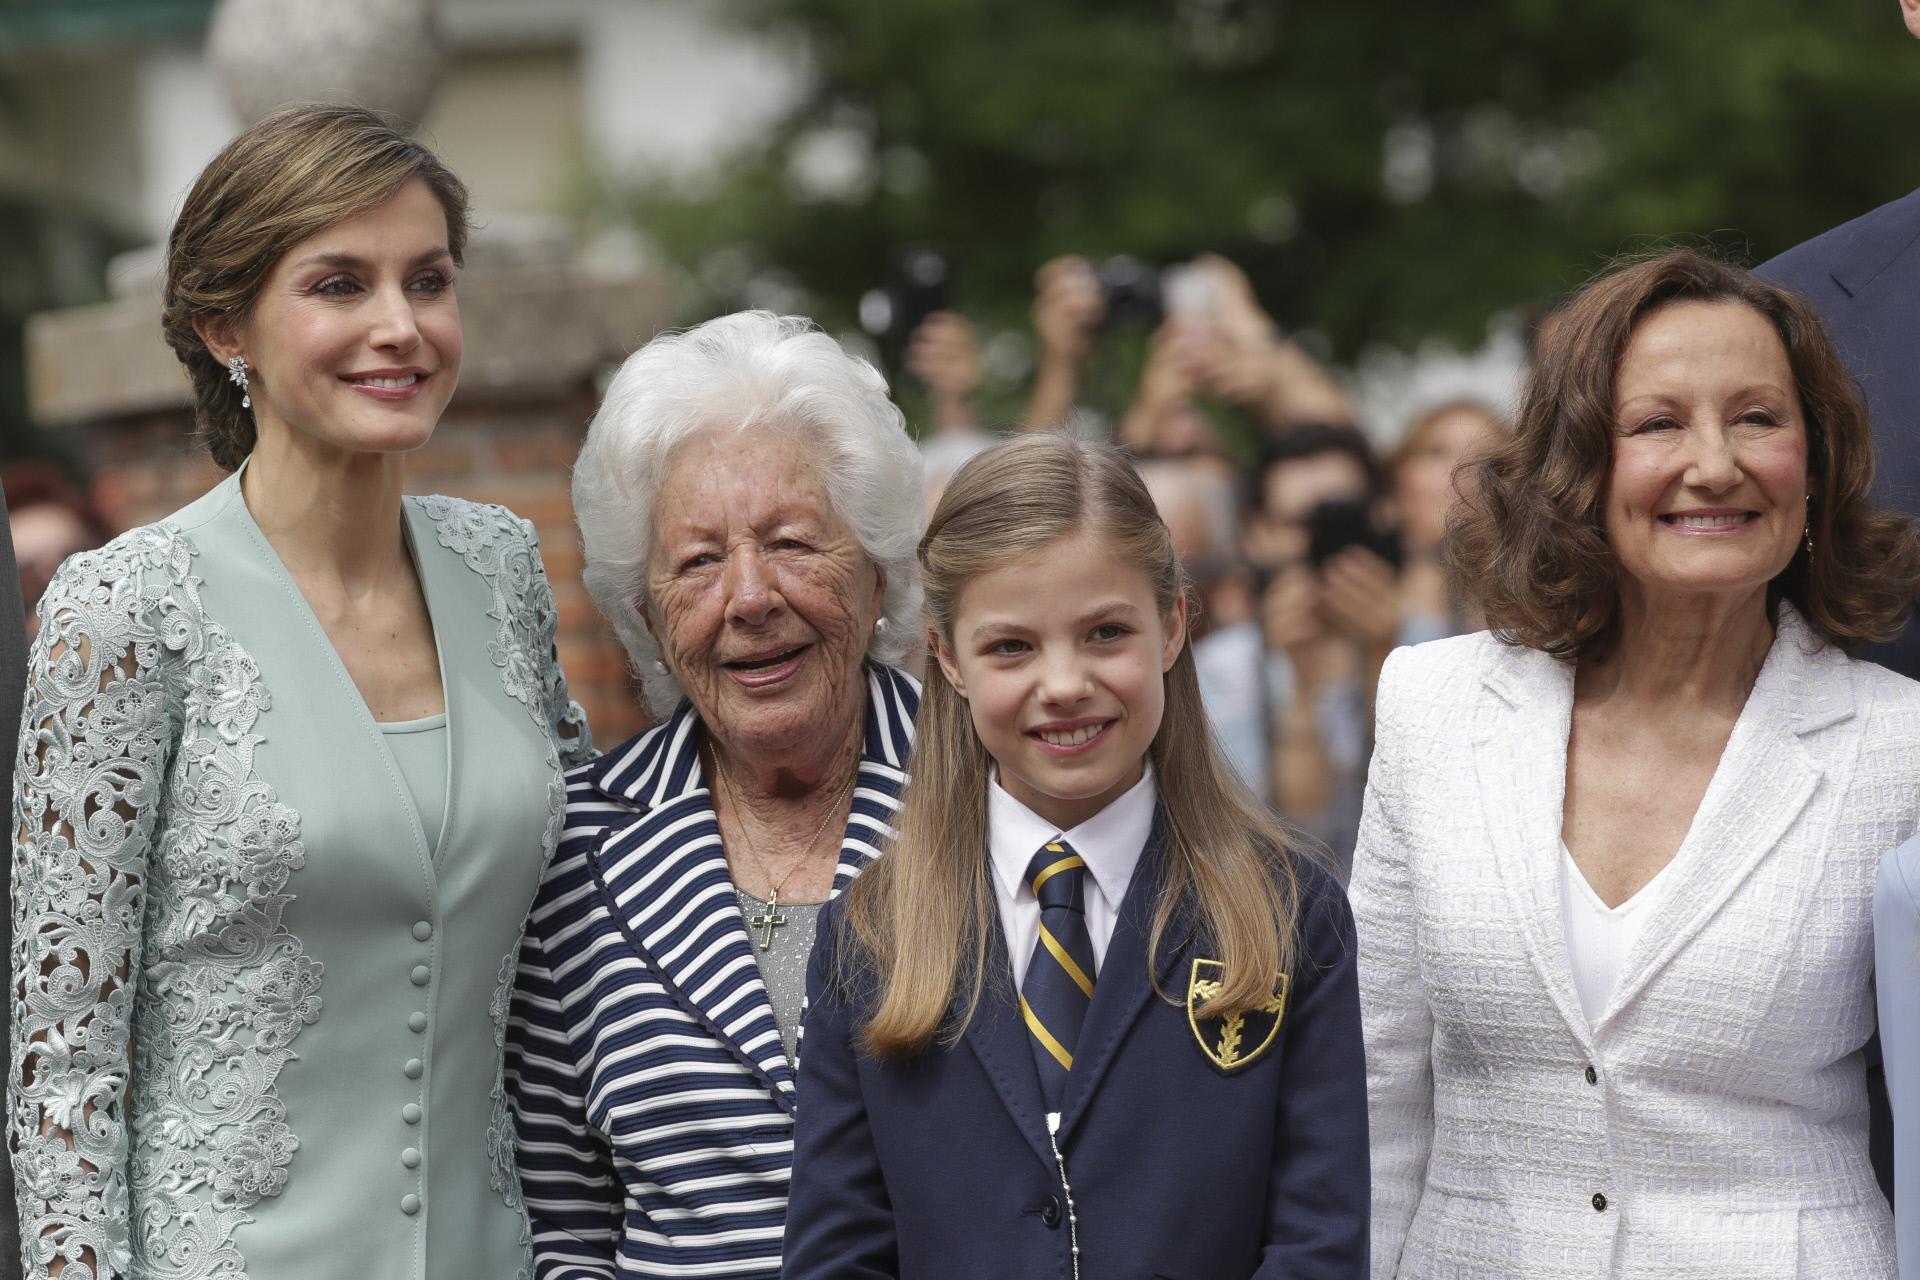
[{"x1": 402, "y1": 919, "x2": 433, "y2": 1216}]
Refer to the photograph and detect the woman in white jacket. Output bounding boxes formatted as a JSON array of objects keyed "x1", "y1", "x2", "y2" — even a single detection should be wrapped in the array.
[{"x1": 1352, "y1": 249, "x2": 1920, "y2": 1279}]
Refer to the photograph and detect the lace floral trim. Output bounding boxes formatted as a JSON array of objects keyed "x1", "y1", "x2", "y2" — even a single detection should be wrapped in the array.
[
  {"x1": 419, "y1": 498, "x2": 591, "y2": 1279},
  {"x1": 11, "y1": 523, "x2": 319, "y2": 1280}
]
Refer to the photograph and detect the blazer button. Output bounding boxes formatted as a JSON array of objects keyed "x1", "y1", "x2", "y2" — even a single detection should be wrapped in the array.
[
  {"x1": 412, "y1": 921, "x2": 433, "y2": 942},
  {"x1": 400, "y1": 1193, "x2": 421, "y2": 1216},
  {"x1": 1040, "y1": 1196, "x2": 1061, "y2": 1229},
  {"x1": 401, "y1": 1147, "x2": 421, "y2": 1169},
  {"x1": 401, "y1": 1104, "x2": 422, "y2": 1125},
  {"x1": 1584, "y1": 1064, "x2": 1598, "y2": 1086},
  {"x1": 1592, "y1": 1192, "x2": 1608, "y2": 1212},
  {"x1": 404, "y1": 1058, "x2": 424, "y2": 1080},
  {"x1": 408, "y1": 1011, "x2": 428, "y2": 1033},
  {"x1": 411, "y1": 964, "x2": 431, "y2": 987}
]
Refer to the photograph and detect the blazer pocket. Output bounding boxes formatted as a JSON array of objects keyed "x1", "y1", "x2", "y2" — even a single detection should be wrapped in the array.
[{"x1": 727, "y1": 1122, "x2": 794, "y2": 1160}]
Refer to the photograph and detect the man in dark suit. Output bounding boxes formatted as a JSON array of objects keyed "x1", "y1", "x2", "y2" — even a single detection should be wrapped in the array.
[
  {"x1": 1754, "y1": 3, "x2": 1920, "y2": 1208},
  {"x1": 0, "y1": 493, "x2": 25, "y2": 1280},
  {"x1": 1756, "y1": 0, "x2": 1920, "y2": 679}
]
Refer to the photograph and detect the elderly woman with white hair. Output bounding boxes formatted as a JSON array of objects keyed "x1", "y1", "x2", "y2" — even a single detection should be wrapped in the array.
[{"x1": 506, "y1": 311, "x2": 923, "y2": 1279}]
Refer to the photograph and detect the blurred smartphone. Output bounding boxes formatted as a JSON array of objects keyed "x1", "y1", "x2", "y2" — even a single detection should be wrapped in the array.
[
  {"x1": 1306, "y1": 498, "x2": 1403, "y2": 571},
  {"x1": 892, "y1": 245, "x2": 950, "y2": 338},
  {"x1": 860, "y1": 245, "x2": 951, "y2": 342}
]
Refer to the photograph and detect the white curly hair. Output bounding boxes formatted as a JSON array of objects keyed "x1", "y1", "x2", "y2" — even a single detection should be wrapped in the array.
[{"x1": 572, "y1": 310, "x2": 925, "y2": 716}]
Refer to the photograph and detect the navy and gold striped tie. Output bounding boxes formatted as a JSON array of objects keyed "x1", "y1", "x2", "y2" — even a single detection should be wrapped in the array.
[{"x1": 1018, "y1": 839, "x2": 1097, "y2": 1110}]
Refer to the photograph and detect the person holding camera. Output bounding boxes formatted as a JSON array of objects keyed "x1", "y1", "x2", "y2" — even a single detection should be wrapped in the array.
[
  {"x1": 905, "y1": 309, "x2": 996, "y2": 514},
  {"x1": 1024, "y1": 251, "x2": 1357, "y2": 444},
  {"x1": 1023, "y1": 255, "x2": 1106, "y2": 431},
  {"x1": 1246, "y1": 424, "x2": 1401, "y2": 877}
]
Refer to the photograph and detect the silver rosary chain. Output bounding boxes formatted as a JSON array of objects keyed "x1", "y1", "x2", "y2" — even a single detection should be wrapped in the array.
[{"x1": 1046, "y1": 1112, "x2": 1082, "y2": 1280}]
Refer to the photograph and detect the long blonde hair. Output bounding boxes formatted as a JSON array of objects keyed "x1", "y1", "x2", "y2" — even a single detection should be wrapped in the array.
[{"x1": 842, "y1": 433, "x2": 1303, "y2": 1057}]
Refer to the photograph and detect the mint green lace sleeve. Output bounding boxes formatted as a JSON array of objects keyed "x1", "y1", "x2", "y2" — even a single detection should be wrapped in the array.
[
  {"x1": 11, "y1": 542, "x2": 178, "y2": 1280},
  {"x1": 521, "y1": 516, "x2": 592, "y2": 770}
]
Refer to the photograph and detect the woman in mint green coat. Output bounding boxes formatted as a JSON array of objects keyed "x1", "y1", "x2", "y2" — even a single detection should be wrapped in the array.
[{"x1": 9, "y1": 106, "x2": 589, "y2": 1280}]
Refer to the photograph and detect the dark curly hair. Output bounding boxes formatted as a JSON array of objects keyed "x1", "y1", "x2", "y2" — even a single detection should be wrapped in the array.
[
  {"x1": 161, "y1": 103, "x2": 470, "y2": 471},
  {"x1": 1450, "y1": 248, "x2": 1920, "y2": 659}
]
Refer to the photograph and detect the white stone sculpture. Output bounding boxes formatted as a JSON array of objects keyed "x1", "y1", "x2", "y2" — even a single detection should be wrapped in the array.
[{"x1": 207, "y1": 0, "x2": 443, "y2": 129}]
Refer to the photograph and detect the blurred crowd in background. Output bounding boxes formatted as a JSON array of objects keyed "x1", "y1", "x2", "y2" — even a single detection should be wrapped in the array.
[
  {"x1": 0, "y1": 241, "x2": 1504, "y2": 871},
  {"x1": 896, "y1": 251, "x2": 1506, "y2": 870},
  {"x1": 9, "y1": 0, "x2": 1915, "y2": 868}
]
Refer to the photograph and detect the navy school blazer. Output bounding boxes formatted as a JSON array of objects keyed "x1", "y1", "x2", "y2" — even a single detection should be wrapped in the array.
[
  {"x1": 1759, "y1": 194, "x2": 1920, "y2": 1199},
  {"x1": 782, "y1": 830, "x2": 1369, "y2": 1279}
]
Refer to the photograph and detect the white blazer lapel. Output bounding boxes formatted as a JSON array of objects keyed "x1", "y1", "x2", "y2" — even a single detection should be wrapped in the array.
[
  {"x1": 1472, "y1": 641, "x2": 1595, "y2": 1051},
  {"x1": 1600, "y1": 609, "x2": 1850, "y2": 1024}
]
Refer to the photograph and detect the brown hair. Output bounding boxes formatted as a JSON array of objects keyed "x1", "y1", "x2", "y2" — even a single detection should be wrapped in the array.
[
  {"x1": 1392, "y1": 399, "x2": 1505, "y2": 473},
  {"x1": 161, "y1": 103, "x2": 471, "y2": 471},
  {"x1": 1450, "y1": 249, "x2": 1920, "y2": 659},
  {"x1": 841, "y1": 432, "x2": 1303, "y2": 1058}
]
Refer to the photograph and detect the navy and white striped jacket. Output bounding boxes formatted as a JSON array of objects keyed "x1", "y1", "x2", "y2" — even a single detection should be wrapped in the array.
[{"x1": 506, "y1": 664, "x2": 919, "y2": 1279}]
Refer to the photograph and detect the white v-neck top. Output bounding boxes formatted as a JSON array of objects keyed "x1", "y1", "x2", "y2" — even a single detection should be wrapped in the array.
[{"x1": 1559, "y1": 841, "x2": 1675, "y2": 1025}]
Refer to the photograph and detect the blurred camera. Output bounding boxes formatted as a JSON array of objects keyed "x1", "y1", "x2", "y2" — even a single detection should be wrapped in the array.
[
  {"x1": 1305, "y1": 498, "x2": 1403, "y2": 572},
  {"x1": 1095, "y1": 255, "x2": 1164, "y2": 330},
  {"x1": 859, "y1": 245, "x2": 951, "y2": 340}
]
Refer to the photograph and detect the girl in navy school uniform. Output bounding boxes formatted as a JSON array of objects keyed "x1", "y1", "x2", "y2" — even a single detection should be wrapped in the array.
[{"x1": 783, "y1": 434, "x2": 1369, "y2": 1280}]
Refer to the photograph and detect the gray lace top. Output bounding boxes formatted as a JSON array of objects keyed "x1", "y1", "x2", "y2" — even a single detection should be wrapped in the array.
[{"x1": 9, "y1": 472, "x2": 591, "y2": 1280}]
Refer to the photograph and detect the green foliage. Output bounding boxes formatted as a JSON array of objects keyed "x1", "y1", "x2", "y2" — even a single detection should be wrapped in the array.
[{"x1": 605, "y1": 0, "x2": 1920, "y2": 415}]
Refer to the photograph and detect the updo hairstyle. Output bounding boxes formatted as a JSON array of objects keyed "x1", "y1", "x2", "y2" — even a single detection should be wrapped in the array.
[{"x1": 160, "y1": 103, "x2": 471, "y2": 471}]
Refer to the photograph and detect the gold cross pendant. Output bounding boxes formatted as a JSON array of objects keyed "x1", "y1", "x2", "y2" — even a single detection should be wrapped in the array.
[{"x1": 750, "y1": 890, "x2": 789, "y2": 952}]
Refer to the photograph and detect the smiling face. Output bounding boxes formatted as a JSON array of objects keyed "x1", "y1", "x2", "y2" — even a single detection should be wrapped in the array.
[
  {"x1": 646, "y1": 425, "x2": 885, "y2": 772},
  {"x1": 1606, "y1": 300, "x2": 1809, "y2": 614},
  {"x1": 215, "y1": 178, "x2": 461, "y2": 458},
  {"x1": 933, "y1": 527, "x2": 1186, "y2": 831}
]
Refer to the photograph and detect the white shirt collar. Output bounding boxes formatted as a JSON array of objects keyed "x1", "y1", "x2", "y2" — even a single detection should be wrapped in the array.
[{"x1": 987, "y1": 763, "x2": 1157, "y2": 907}]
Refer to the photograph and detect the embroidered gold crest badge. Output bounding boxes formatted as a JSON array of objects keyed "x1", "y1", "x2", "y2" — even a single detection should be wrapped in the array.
[{"x1": 1186, "y1": 958, "x2": 1289, "y2": 1073}]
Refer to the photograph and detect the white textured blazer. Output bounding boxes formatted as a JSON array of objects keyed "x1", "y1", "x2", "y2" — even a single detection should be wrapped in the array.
[{"x1": 1351, "y1": 606, "x2": 1917, "y2": 1280}]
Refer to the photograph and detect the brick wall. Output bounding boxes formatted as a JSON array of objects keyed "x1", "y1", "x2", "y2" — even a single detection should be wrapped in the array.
[{"x1": 80, "y1": 393, "x2": 653, "y2": 749}]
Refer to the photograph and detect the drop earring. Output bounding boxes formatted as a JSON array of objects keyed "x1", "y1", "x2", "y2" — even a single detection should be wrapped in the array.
[
  {"x1": 226, "y1": 356, "x2": 251, "y2": 410},
  {"x1": 1804, "y1": 493, "x2": 1815, "y2": 558}
]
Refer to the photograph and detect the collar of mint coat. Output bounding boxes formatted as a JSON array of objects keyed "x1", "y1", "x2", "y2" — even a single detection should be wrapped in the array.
[
  {"x1": 578, "y1": 663, "x2": 919, "y2": 1114},
  {"x1": 1469, "y1": 602, "x2": 1859, "y2": 1054}
]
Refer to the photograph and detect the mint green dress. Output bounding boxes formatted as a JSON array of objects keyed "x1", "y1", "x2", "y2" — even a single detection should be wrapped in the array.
[{"x1": 9, "y1": 469, "x2": 592, "y2": 1280}]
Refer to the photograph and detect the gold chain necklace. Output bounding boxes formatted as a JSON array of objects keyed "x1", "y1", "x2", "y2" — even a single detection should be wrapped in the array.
[{"x1": 713, "y1": 755, "x2": 858, "y2": 952}]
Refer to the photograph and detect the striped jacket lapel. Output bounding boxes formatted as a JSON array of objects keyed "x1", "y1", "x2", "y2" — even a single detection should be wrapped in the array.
[
  {"x1": 834, "y1": 664, "x2": 916, "y2": 892},
  {"x1": 585, "y1": 666, "x2": 919, "y2": 1111}
]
